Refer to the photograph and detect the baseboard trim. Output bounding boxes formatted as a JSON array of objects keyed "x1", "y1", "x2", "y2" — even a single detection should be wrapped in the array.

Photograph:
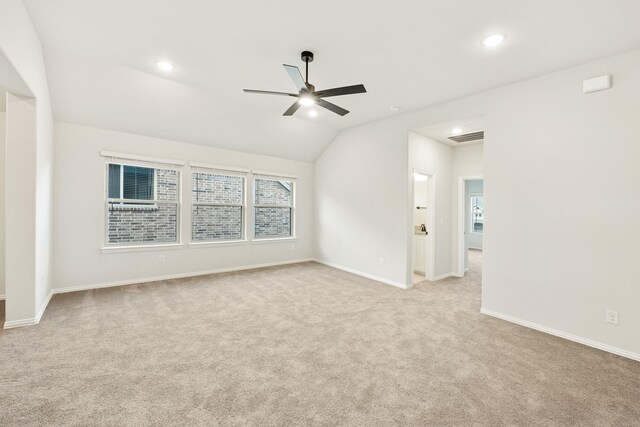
[
  {"x1": 36, "y1": 290, "x2": 54, "y2": 323},
  {"x1": 3, "y1": 317, "x2": 39, "y2": 329},
  {"x1": 480, "y1": 307, "x2": 640, "y2": 362},
  {"x1": 52, "y1": 258, "x2": 315, "y2": 295},
  {"x1": 434, "y1": 272, "x2": 453, "y2": 281},
  {"x1": 314, "y1": 259, "x2": 411, "y2": 289},
  {"x1": 3, "y1": 290, "x2": 54, "y2": 329}
]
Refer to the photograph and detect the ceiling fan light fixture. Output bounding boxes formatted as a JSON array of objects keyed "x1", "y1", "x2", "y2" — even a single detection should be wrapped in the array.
[
  {"x1": 308, "y1": 110, "x2": 318, "y2": 117},
  {"x1": 156, "y1": 61, "x2": 174, "y2": 72},
  {"x1": 299, "y1": 95, "x2": 315, "y2": 106},
  {"x1": 482, "y1": 33, "x2": 506, "y2": 48}
]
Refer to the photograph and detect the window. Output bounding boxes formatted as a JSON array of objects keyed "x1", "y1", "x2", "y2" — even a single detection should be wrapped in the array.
[
  {"x1": 470, "y1": 194, "x2": 484, "y2": 233},
  {"x1": 191, "y1": 169, "x2": 246, "y2": 241},
  {"x1": 106, "y1": 161, "x2": 180, "y2": 246},
  {"x1": 253, "y1": 176, "x2": 294, "y2": 239},
  {"x1": 108, "y1": 164, "x2": 155, "y2": 200}
]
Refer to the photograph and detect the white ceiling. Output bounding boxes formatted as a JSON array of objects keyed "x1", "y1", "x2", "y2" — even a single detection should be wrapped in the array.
[
  {"x1": 415, "y1": 115, "x2": 484, "y2": 147},
  {"x1": 23, "y1": 0, "x2": 640, "y2": 161}
]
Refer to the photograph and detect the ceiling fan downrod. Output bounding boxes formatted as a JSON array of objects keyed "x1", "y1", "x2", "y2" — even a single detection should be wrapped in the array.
[{"x1": 301, "y1": 51, "x2": 314, "y2": 84}]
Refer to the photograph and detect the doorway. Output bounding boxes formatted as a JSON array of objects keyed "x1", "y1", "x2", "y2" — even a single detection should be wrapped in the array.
[
  {"x1": 457, "y1": 176, "x2": 483, "y2": 277},
  {"x1": 412, "y1": 170, "x2": 435, "y2": 283}
]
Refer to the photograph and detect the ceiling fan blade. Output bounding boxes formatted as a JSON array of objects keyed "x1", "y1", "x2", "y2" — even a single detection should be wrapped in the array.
[
  {"x1": 283, "y1": 100, "x2": 302, "y2": 116},
  {"x1": 283, "y1": 64, "x2": 307, "y2": 92},
  {"x1": 316, "y1": 98, "x2": 349, "y2": 116},
  {"x1": 243, "y1": 89, "x2": 297, "y2": 97},
  {"x1": 315, "y1": 84, "x2": 367, "y2": 98}
]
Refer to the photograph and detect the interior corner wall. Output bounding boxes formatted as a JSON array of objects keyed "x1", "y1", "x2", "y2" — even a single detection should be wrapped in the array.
[
  {"x1": 0, "y1": 110, "x2": 5, "y2": 298},
  {"x1": 52, "y1": 122, "x2": 314, "y2": 291},
  {"x1": 0, "y1": 0, "x2": 54, "y2": 324},
  {"x1": 314, "y1": 120, "x2": 410, "y2": 287},
  {"x1": 5, "y1": 94, "x2": 38, "y2": 322},
  {"x1": 315, "y1": 48, "x2": 640, "y2": 358},
  {"x1": 408, "y1": 132, "x2": 453, "y2": 280}
]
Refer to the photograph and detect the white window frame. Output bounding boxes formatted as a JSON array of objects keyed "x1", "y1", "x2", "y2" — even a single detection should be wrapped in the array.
[
  {"x1": 252, "y1": 174, "x2": 296, "y2": 241},
  {"x1": 103, "y1": 155, "x2": 183, "y2": 249},
  {"x1": 190, "y1": 167, "x2": 248, "y2": 244},
  {"x1": 108, "y1": 163, "x2": 158, "y2": 209}
]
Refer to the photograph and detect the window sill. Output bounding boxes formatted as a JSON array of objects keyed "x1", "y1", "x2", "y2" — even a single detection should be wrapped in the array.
[
  {"x1": 109, "y1": 205, "x2": 159, "y2": 212},
  {"x1": 101, "y1": 243, "x2": 184, "y2": 253},
  {"x1": 251, "y1": 237, "x2": 297, "y2": 245},
  {"x1": 188, "y1": 240, "x2": 249, "y2": 248}
]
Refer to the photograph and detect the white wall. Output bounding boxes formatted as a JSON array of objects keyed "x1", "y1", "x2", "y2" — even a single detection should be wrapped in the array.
[
  {"x1": 409, "y1": 132, "x2": 453, "y2": 280},
  {"x1": 5, "y1": 94, "x2": 38, "y2": 321},
  {"x1": 316, "y1": 128, "x2": 481, "y2": 286},
  {"x1": 314, "y1": 120, "x2": 409, "y2": 288},
  {"x1": 315, "y1": 48, "x2": 640, "y2": 358},
  {"x1": 0, "y1": 110, "x2": 5, "y2": 298},
  {"x1": 0, "y1": 0, "x2": 54, "y2": 324},
  {"x1": 53, "y1": 122, "x2": 314, "y2": 291}
]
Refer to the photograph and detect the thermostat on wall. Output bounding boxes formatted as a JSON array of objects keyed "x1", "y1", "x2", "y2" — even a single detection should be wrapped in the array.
[{"x1": 583, "y1": 75, "x2": 611, "y2": 94}]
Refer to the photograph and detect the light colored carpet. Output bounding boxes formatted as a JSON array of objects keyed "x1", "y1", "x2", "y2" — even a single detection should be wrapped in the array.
[{"x1": 1, "y1": 252, "x2": 639, "y2": 425}]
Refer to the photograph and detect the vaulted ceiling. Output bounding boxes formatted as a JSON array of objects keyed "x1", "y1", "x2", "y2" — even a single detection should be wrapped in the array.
[{"x1": 24, "y1": 0, "x2": 640, "y2": 161}]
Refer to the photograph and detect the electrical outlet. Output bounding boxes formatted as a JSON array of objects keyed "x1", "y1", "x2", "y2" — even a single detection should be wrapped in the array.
[
  {"x1": 379, "y1": 257, "x2": 385, "y2": 266},
  {"x1": 606, "y1": 310, "x2": 619, "y2": 325},
  {"x1": 291, "y1": 243, "x2": 296, "y2": 251},
  {"x1": 158, "y1": 254, "x2": 166, "y2": 263}
]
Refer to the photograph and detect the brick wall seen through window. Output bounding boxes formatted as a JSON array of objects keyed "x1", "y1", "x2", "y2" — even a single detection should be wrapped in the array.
[
  {"x1": 254, "y1": 178, "x2": 293, "y2": 239},
  {"x1": 191, "y1": 172, "x2": 245, "y2": 241},
  {"x1": 106, "y1": 163, "x2": 179, "y2": 245}
]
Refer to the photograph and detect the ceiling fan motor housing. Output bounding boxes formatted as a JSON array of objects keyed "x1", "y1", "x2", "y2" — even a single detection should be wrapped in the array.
[{"x1": 301, "y1": 51, "x2": 314, "y2": 63}]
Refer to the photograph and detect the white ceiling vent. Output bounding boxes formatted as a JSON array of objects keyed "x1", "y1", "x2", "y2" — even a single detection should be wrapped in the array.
[{"x1": 448, "y1": 131, "x2": 484, "y2": 143}]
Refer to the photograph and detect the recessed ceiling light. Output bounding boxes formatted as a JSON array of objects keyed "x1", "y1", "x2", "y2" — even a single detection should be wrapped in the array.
[
  {"x1": 308, "y1": 110, "x2": 318, "y2": 117},
  {"x1": 452, "y1": 128, "x2": 463, "y2": 135},
  {"x1": 390, "y1": 105, "x2": 400, "y2": 112},
  {"x1": 299, "y1": 95, "x2": 315, "y2": 106},
  {"x1": 156, "y1": 61, "x2": 174, "y2": 72},
  {"x1": 483, "y1": 34, "x2": 505, "y2": 48}
]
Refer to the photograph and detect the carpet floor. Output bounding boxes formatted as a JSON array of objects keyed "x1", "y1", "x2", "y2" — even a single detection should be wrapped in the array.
[{"x1": 1, "y1": 252, "x2": 639, "y2": 425}]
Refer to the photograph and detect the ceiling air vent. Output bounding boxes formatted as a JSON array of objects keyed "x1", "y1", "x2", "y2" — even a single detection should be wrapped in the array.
[{"x1": 448, "y1": 131, "x2": 484, "y2": 143}]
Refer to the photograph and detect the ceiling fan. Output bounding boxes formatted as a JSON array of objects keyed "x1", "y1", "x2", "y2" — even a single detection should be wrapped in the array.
[{"x1": 243, "y1": 51, "x2": 366, "y2": 117}]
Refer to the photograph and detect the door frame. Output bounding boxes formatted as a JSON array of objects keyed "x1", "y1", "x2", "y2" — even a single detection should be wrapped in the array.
[
  {"x1": 456, "y1": 175, "x2": 483, "y2": 277},
  {"x1": 411, "y1": 168, "x2": 436, "y2": 282}
]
